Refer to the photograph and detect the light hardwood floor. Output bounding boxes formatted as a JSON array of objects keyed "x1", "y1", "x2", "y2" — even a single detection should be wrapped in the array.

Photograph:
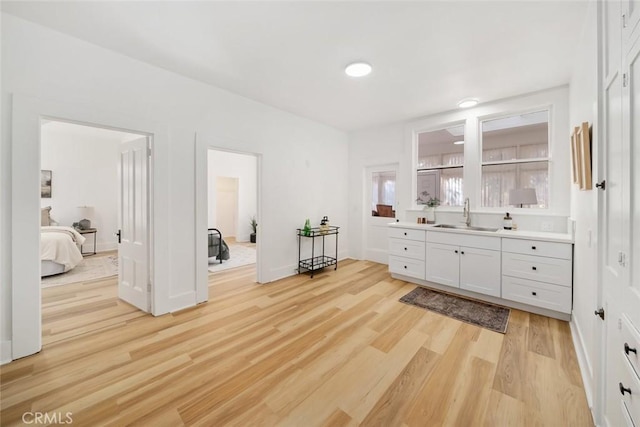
[{"x1": 1, "y1": 260, "x2": 593, "y2": 426}]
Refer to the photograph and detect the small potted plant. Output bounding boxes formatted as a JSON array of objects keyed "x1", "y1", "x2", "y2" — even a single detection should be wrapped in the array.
[
  {"x1": 250, "y1": 216, "x2": 257, "y2": 243},
  {"x1": 417, "y1": 191, "x2": 440, "y2": 223}
]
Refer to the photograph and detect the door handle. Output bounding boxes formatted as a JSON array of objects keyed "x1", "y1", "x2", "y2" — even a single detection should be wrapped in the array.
[
  {"x1": 594, "y1": 308, "x2": 605, "y2": 320},
  {"x1": 115, "y1": 230, "x2": 121, "y2": 244},
  {"x1": 624, "y1": 343, "x2": 637, "y2": 355}
]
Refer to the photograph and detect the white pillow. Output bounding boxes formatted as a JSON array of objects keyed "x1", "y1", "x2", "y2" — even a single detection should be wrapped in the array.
[{"x1": 41, "y1": 206, "x2": 52, "y2": 226}]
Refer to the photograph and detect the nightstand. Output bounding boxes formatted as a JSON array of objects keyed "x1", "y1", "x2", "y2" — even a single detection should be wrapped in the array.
[{"x1": 77, "y1": 228, "x2": 97, "y2": 256}]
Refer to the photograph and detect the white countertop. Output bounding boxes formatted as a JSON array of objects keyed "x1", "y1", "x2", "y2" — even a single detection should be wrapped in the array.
[{"x1": 389, "y1": 221, "x2": 574, "y2": 244}]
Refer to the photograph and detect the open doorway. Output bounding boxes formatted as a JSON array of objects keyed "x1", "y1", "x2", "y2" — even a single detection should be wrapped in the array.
[
  {"x1": 38, "y1": 119, "x2": 151, "y2": 345},
  {"x1": 364, "y1": 163, "x2": 398, "y2": 263},
  {"x1": 207, "y1": 149, "x2": 258, "y2": 276}
]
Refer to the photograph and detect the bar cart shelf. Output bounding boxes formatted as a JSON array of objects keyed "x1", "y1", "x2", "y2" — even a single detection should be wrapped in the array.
[{"x1": 297, "y1": 226, "x2": 339, "y2": 277}]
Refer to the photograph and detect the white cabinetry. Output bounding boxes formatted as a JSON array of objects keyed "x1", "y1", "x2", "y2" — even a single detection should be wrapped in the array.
[
  {"x1": 501, "y1": 238, "x2": 573, "y2": 314},
  {"x1": 425, "y1": 231, "x2": 501, "y2": 297},
  {"x1": 388, "y1": 227, "x2": 425, "y2": 280},
  {"x1": 425, "y1": 242, "x2": 459, "y2": 287}
]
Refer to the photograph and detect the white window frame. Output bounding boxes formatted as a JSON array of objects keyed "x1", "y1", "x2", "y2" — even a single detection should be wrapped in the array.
[
  {"x1": 412, "y1": 120, "x2": 467, "y2": 208},
  {"x1": 478, "y1": 107, "x2": 552, "y2": 210},
  {"x1": 407, "y1": 87, "x2": 570, "y2": 216}
]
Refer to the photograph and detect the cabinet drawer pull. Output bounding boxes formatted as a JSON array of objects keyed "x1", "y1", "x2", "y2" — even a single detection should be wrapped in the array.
[
  {"x1": 404, "y1": 265, "x2": 407, "y2": 269},
  {"x1": 531, "y1": 246, "x2": 536, "y2": 250},
  {"x1": 404, "y1": 247, "x2": 407, "y2": 251},
  {"x1": 454, "y1": 250, "x2": 458, "y2": 254},
  {"x1": 532, "y1": 291, "x2": 537, "y2": 296},
  {"x1": 404, "y1": 232, "x2": 407, "y2": 236},
  {"x1": 624, "y1": 343, "x2": 638, "y2": 355},
  {"x1": 619, "y1": 382, "x2": 632, "y2": 396},
  {"x1": 461, "y1": 251, "x2": 465, "y2": 255},
  {"x1": 532, "y1": 266, "x2": 537, "y2": 271}
]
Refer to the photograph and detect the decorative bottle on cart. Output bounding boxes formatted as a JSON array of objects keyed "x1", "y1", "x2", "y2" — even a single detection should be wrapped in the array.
[
  {"x1": 320, "y1": 216, "x2": 330, "y2": 234},
  {"x1": 303, "y1": 219, "x2": 311, "y2": 236}
]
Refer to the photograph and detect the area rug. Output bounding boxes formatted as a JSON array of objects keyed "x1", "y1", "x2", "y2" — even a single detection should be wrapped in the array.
[
  {"x1": 399, "y1": 287, "x2": 510, "y2": 333},
  {"x1": 42, "y1": 255, "x2": 118, "y2": 288},
  {"x1": 208, "y1": 244, "x2": 256, "y2": 273}
]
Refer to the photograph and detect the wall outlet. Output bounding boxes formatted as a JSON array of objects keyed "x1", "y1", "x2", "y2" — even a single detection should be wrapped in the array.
[{"x1": 541, "y1": 221, "x2": 553, "y2": 232}]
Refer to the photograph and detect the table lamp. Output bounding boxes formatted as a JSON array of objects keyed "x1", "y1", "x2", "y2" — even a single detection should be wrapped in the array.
[
  {"x1": 77, "y1": 206, "x2": 94, "y2": 230},
  {"x1": 509, "y1": 188, "x2": 538, "y2": 208}
]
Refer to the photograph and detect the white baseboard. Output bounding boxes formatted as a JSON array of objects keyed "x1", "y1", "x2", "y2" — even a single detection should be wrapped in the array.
[
  {"x1": 1, "y1": 340, "x2": 12, "y2": 365},
  {"x1": 96, "y1": 242, "x2": 117, "y2": 253},
  {"x1": 570, "y1": 318, "x2": 597, "y2": 425},
  {"x1": 268, "y1": 264, "x2": 298, "y2": 283},
  {"x1": 267, "y1": 256, "x2": 351, "y2": 284},
  {"x1": 168, "y1": 291, "x2": 197, "y2": 313}
]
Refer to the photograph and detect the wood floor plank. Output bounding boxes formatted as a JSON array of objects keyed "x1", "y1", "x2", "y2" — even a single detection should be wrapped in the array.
[
  {"x1": 361, "y1": 347, "x2": 441, "y2": 426},
  {"x1": 0, "y1": 261, "x2": 592, "y2": 427},
  {"x1": 527, "y1": 313, "x2": 556, "y2": 359},
  {"x1": 404, "y1": 323, "x2": 480, "y2": 426}
]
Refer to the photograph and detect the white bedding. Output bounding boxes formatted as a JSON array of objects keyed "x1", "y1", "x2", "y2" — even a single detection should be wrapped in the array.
[{"x1": 41, "y1": 226, "x2": 86, "y2": 272}]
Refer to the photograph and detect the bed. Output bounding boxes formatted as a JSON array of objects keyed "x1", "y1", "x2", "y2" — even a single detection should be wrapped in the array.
[
  {"x1": 40, "y1": 206, "x2": 86, "y2": 277},
  {"x1": 208, "y1": 228, "x2": 230, "y2": 263}
]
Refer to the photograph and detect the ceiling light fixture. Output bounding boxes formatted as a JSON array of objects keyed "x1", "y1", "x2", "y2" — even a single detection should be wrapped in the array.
[
  {"x1": 457, "y1": 98, "x2": 479, "y2": 108},
  {"x1": 453, "y1": 140, "x2": 465, "y2": 145},
  {"x1": 345, "y1": 62, "x2": 372, "y2": 77}
]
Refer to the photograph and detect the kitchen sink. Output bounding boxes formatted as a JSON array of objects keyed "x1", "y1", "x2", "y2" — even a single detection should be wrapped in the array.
[{"x1": 433, "y1": 224, "x2": 499, "y2": 232}]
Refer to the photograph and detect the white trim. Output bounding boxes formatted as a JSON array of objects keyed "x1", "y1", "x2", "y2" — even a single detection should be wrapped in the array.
[
  {"x1": 168, "y1": 291, "x2": 198, "y2": 313},
  {"x1": 10, "y1": 94, "x2": 167, "y2": 361},
  {"x1": 194, "y1": 133, "x2": 263, "y2": 302},
  {"x1": 0, "y1": 340, "x2": 12, "y2": 365},
  {"x1": 570, "y1": 319, "x2": 595, "y2": 417}
]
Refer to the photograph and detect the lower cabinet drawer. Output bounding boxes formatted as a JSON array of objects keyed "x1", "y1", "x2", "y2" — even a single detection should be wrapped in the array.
[
  {"x1": 622, "y1": 315, "x2": 640, "y2": 379},
  {"x1": 389, "y1": 255, "x2": 425, "y2": 280},
  {"x1": 502, "y1": 252, "x2": 572, "y2": 287},
  {"x1": 501, "y1": 275, "x2": 572, "y2": 314},
  {"x1": 389, "y1": 238, "x2": 425, "y2": 260},
  {"x1": 620, "y1": 353, "x2": 640, "y2": 427}
]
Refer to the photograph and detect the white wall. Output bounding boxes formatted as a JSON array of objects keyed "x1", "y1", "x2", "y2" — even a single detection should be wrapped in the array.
[
  {"x1": 348, "y1": 87, "x2": 571, "y2": 259},
  {"x1": 1, "y1": 13, "x2": 349, "y2": 360},
  {"x1": 40, "y1": 121, "x2": 136, "y2": 252},
  {"x1": 208, "y1": 150, "x2": 257, "y2": 242},
  {"x1": 568, "y1": 0, "x2": 600, "y2": 416}
]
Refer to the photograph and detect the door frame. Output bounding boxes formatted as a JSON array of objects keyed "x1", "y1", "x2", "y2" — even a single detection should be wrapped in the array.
[
  {"x1": 194, "y1": 134, "x2": 263, "y2": 302},
  {"x1": 363, "y1": 163, "x2": 399, "y2": 263},
  {"x1": 11, "y1": 95, "x2": 162, "y2": 360}
]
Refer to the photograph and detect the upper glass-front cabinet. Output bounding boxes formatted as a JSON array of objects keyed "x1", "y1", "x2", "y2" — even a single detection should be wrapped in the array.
[
  {"x1": 480, "y1": 110, "x2": 549, "y2": 208},
  {"x1": 416, "y1": 124, "x2": 465, "y2": 207}
]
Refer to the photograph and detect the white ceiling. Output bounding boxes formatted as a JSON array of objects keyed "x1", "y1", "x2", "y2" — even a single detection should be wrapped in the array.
[{"x1": 2, "y1": 1, "x2": 588, "y2": 131}]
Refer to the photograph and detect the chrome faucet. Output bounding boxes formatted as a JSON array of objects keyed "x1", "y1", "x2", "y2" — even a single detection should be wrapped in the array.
[{"x1": 462, "y1": 197, "x2": 471, "y2": 226}]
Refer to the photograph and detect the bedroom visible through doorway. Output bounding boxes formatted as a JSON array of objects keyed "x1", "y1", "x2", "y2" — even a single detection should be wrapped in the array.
[
  {"x1": 207, "y1": 149, "x2": 258, "y2": 276},
  {"x1": 39, "y1": 119, "x2": 149, "y2": 344}
]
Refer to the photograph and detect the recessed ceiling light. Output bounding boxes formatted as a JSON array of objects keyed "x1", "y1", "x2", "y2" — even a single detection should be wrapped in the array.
[
  {"x1": 457, "y1": 98, "x2": 479, "y2": 108},
  {"x1": 345, "y1": 62, "x2": 372, "y2": 77},
  {"x1": 453, "y1": 140, "x2": 465, "y2": 145}
]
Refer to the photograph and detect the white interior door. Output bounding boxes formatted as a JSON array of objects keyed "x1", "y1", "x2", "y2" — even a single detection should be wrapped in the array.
[
  {"x1": 118, "y1": 136, "x2": 150, "y2": 312},
  {"x1": 215, "y1": 176, "x2": 239, "y2": 238},
  {"x1": 624, "y1": 31, "x2": 640, "y2": 334},
  {"x1": 364, "y1": 164, "x2": 398, "y2": 263},
  {"x1": 601, "y1": 2, "x2": 628, "y2": 423}
]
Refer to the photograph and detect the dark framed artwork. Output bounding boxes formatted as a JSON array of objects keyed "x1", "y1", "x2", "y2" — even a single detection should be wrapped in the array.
[{"x1": 41, "y1": 170, "x2": 52, "y2": 198}]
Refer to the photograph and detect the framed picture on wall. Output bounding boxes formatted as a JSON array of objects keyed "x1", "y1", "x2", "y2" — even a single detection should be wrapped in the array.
[
  {"x1": 572, "y1": 126, "x2": 583, "y2": 188},
  {"x1": 578, "y1": 121, "x2": 592, "y2": 190},
  {"x1": 41, "y1": 170, "x2": 52, "y2": 198},
  {"x1": 570, "y1": 131, "x2": 578, "y2": 184},
  {"x1": 416, "y1": 169, "x2": 440, "y2": 204}
]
